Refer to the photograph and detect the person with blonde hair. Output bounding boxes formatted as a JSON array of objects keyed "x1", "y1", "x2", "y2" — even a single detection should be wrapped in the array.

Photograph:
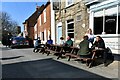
[{"x1": 85, "y1": 28, "x2": 94, "y2": 45}]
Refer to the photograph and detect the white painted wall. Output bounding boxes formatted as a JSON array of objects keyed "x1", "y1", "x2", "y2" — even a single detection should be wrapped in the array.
[{"x1": 50, "y1": 0, "x2": 56, "y2": 44}]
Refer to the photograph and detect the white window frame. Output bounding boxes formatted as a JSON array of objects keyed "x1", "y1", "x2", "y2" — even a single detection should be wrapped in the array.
[
  {"x1": 48, "y1": 30, "x2": 50, "y2": 40},
  {"x1": 35, "y1": 34, "x2": 37, "y2": 39},
  {"x1": 66, "y1": 0, "x2": 73, "y2": 7},
  {"x1": 66, "y1": 20, "x2": 74, "y2": 41},
  {"x1": 93, "y1": 5, "x2": 119, "y2": 35},
  {"x1": 39, "y1": 15, "x2": 41, "y2": 26},
  {"x1": 34, "y1": 24, "x2": 37, "y2": 31},
  {"x1": 44, "y1": 9, "x2": 46, "y2": 23},
  {"x1": 44, "y1": 29, "x2": 46, "y2": 42}
]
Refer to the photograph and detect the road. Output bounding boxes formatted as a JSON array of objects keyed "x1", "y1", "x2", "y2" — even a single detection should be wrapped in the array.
[{"x1": 1, "y1": 46, "x2": 119, "y2": 79}]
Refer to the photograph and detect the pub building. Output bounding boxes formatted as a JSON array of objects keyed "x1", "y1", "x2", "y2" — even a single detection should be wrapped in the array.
[{"x1": 86, "y1": 0, "x2": 120, "y2": 54}]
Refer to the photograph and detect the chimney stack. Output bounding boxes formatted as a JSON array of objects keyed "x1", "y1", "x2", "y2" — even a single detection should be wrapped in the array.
[{"x1": 36, "y1": 6, "x2": 40, "y2": 11}]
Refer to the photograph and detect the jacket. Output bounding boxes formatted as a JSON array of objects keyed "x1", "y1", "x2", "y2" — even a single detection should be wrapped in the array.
[{"x1": 77, "y1": 39, "x2": 90, "y2": 55}]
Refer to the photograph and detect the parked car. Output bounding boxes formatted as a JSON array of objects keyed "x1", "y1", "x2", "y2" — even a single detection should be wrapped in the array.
[{"x1": 10, "y1": 37, "x2": 30, "y2": 48}]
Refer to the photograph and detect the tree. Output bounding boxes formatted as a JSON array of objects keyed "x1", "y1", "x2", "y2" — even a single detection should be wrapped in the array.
[
  {"x1": 0, "y1": 11, "x2": 19, "y2": 45},
  {"x1": 0, "y1": 11, "x2": 18, "y2": 36}
]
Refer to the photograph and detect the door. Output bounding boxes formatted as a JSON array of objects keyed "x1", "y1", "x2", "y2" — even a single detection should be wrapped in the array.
[{"x1": 57, "y1": 26, "x2": 62, "y2": 44}]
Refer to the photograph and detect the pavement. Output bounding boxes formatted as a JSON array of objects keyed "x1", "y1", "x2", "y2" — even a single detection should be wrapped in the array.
[{"x1": 0, "y1": 45, "x2": 120, "y2": 79}]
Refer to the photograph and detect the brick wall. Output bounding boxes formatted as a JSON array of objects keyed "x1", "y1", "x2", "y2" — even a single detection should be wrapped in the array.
[{"x1": 37, "y1": 3, "x2": 51, "y2": 43}]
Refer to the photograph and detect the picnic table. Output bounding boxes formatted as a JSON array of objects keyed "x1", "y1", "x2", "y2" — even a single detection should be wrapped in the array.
[
  {"x1": 89, "y1": 48, "x2": 105, "y2": 67},
  {"x1": 38, "y1": 44, "x2": 106, "y2": 68},
  {"x1": 65, "y1": 47, "x2": 105, "y2": 68}
]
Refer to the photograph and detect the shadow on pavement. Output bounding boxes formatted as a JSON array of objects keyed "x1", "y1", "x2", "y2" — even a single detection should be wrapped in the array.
[
  {"x1": 113, "y1": 54, "x2": 120, "y2": 61},
  {"x1": 1, "y1": 47, "x2": 12, "y2": 51},
  {"x1": 2, "y1": 58, "x2": 111, "y2": 79},
  {"x1": 1, "y1": 56, "x2": 24, "y2": 60}
]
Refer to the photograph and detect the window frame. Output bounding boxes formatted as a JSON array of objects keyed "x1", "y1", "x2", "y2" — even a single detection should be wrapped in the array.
[
  {"x1": 66, "y1": 0, "x2": 73, "y2": 7},
  {"x1": 66, "y1": 19, "x2": 74, "y2": 41},
  {"x1": 44, "y1": 9, "x2": 46, "y2": 23},
  {"x1": 93, "y1": 5, "x2": 119, "y2": 35}
]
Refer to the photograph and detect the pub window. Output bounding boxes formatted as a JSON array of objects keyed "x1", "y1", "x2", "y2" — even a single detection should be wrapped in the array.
[
  {"x1": 105, "y1": 6, "x2": 117, "y2": 34},
  {"x1": 94, "y1": 17, "x2": 103, "y2": 34},
  {"x1": 94, "y1": 10, "x2": 103, "y2": 34},
  {"x1": 67, "y1": 19, "x2": 74, "y2": 39},
  {"x1": 94, "y1": 6, "x2": 118, "y2": 35},
  {"x1": 105, "y1": 15, "x2": 116, "y2": 34}
]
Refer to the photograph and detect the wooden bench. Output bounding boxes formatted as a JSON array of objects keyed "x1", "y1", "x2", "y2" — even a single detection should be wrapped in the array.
[
  {"x1": 33, "y1": 44, "x2": 45, "y2": 53},
  {"x1": 65, "y1": 53, "x2": 94, "y2": 67},
  {"x1": 43, "y1": 44, "x2": 62, "y2": 56},
  {"x1": 65, "y1": 48, "x2": 105, "y2": 68},
  {"x1": 56, "y1": 46, "x2": 72, "y2": 59}
]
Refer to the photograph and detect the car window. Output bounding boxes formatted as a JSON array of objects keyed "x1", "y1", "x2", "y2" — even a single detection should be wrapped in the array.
[{"x1": 13, "y1": 37, "x2": 26, "y2": 41}]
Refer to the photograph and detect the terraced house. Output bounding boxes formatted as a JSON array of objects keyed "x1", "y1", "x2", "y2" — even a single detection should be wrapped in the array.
[
  {"x1": 34, "y1": 1, "x2": 56, "y2": 44},
  {"x1": 23, "y1": 5, "x2": 44, "y2": 40}
]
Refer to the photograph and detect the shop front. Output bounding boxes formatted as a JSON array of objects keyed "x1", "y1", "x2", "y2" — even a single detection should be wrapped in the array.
[{"x1": 89, "y1": 0, "x2": 120, "y2": 54}]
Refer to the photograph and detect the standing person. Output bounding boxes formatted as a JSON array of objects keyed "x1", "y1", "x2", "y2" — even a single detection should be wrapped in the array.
[
  {"x1": 59, "y1": 37, "x2": 65, "y2": 45},
  {"x1": 7, "y1": 33, "x2": 13, "y2": 47},
  {"x1": 77, "y1": 36, "x2": 91, "y2": 58},
  {"x1": 33, "y1": 37, "x2": 41, "y2": 52},
  {"x1": 85, "y1": 28, "x2": 94, "y2": 45}
]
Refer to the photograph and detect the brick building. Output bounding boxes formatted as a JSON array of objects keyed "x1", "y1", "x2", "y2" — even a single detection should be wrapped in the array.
[
  {"x1": 23, "y1": 5, "x2": 44, "y2": 40},
  {"x1": 36, "y1": 2, "x2": 51, "y2": 43},
  {"x1": 35, "y1": 1, "x2": 56, "y2": 44}
]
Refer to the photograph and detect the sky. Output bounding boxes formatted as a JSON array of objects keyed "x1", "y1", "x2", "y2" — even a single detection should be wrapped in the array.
[{"x1": 1, "y1": 0, "x2": 48, "y2": 32}]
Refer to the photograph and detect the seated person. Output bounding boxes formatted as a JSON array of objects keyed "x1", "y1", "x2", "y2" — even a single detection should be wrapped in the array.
[
  {"x1": 63, "y1": 36, "x2": 73, "y2": 53},
  {"x1": 92, "y1": 36, "x2": 105, "y2": 49},
  {"x1": 60, "y1": 37, "x2": 65, "y2": 45},
  {"x1": 33, "y1": 37, "x2": 41, "y2": 52},
  {"x1": 46, "y1": 37, "x2": 53, "y2": 49},
  {"x1": 47, "y1": 37, "x2": 53, "y2": 45},
  {"x1": 64, "y1": 36, "x2": 73, "y2": 47},
  {"x1": 77, "y1": 36, "x2": 91, "y2": 58},
  {"x1": 92, "y1": 36, "x2": 107, "y2": 65}
]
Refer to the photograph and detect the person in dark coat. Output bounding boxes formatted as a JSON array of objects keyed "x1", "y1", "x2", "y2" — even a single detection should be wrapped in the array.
[
  {"x1": 92, "y1": 36, "x2": 107, "y2": 65},
  {"x1": 92, "y1": 36, "x2": 105, "y2": 49},
  {"x1": 7, "y1": 33, "x2": 13, "y2": 47},
  {"x1": 77, "y1": 36, "x2": 91, "y2": 58}
]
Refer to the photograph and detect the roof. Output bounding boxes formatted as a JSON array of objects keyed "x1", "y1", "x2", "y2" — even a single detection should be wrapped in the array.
[
  {"x1": 23, "y1": 1, "x2": 51, "y2": 27},
  {"x1": 23, "y1": 5, "x2": 45, "y2": 26}
]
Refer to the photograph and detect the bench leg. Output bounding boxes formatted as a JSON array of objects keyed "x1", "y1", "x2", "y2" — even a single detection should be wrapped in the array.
[
  {"x1": 47, "y1": 51, "x2": 50, "y2": 56},
  {"x1": 86, "y1": 59, "x2": 90, "y2": 66},
  {"x1": 42, "y1": 50, "x2": 46, "y2": 54},
  {"x1": 57, "y1": 53, "x2": 62, "y2": 59},
  {"x1": 68, "y1": 56, "x2": 71, "y2": 61},
  {"x1": 89, "y1": 60, "x2": 94, "y2": 68}
]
